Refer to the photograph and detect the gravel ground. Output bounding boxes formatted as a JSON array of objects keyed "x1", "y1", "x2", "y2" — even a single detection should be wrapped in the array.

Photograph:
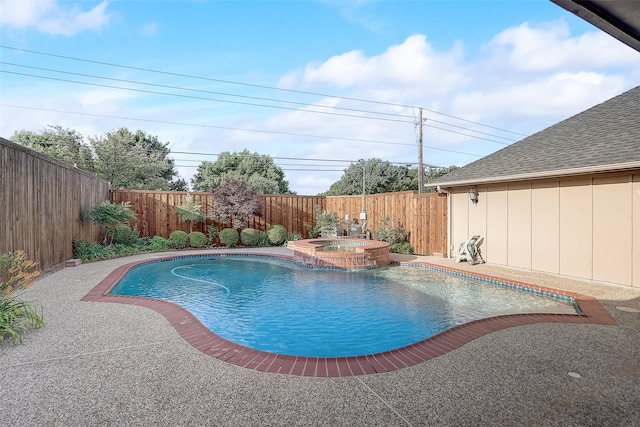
[{"x1": 2, "y1": 248, "x2": 639, "y2": 426}]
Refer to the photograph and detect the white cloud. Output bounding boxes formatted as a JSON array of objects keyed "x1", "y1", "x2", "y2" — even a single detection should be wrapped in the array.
[
  {"x1": 283, "y1": 34, "x2": 467, "y2": 98},
  {"x1": 486, "y1": 19, "x2": 640, "y2": 71},
  {"x1": 451, "y1": 72, "x2": 628, "y2": 126},
  {"x1": 0, "y1": 0, "x2": 111, "y2": 35}
]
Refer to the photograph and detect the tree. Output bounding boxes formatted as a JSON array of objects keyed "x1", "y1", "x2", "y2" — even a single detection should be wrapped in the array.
[
  {"x1": 12, "y1": 126, "x2": 95, "y2": 172},
  {"x1": 424, "y1": 165, "x2": 460, "y2": 192},
  {"x1": 326, "y1": 160, "x2": 460, "y2": 195},
  {"x1": 192, "y1": 150, "x2": 292, "y2": 194},
  {"x1": 207, "y1": 179, "x2": 262, "y2": 230},
  {"x1": 325, "y1": 158, "x2": 418, "y2": 196},
  {"x1": 90, "y1": 128, "x2": 182, "y2": 190}
]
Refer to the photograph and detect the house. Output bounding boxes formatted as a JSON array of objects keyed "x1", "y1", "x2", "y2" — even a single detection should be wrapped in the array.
[{"x1": 427, "y1": 86, "x2": 640, "y2": 288}]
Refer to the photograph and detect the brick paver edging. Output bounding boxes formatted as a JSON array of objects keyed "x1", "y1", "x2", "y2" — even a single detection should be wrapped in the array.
[{"x1": 81, "y1": 252, "x2": 617, "y2": 377}]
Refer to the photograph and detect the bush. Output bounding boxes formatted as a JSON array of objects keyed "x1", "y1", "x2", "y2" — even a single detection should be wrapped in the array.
[
  {"x1": 372, "y1": 217, "x2": 409, "y2": 245},
  {"x1": 257, "y1": 232, "x2": 271, "y2": 246},
  {"x1": 207, "y1": 225, "x2": 217, "y2": 246},
  {"x1": 315, "y1": 210, "x2": 341, "y2": 237},
  {"x1": 73, "y1": 240, "x2": 106, "y2": 261},
  {"x1": 112, "y1": 224, "x2": 143, "y2": 246},
  {"x1": 168, "y1": 230, "x2": 189, "y2": 249},
  {"x1": 389, "y1": 242, "x2": 415, "y2": 255},
  {"x1": 266, "y1": 224, "x2": 287, "y2": 246},
  {"x1": 1, "y1": 251, "x2": 44, "y2": 347},
  {"x1": 73, "y1": 240, "x2": 150, "y2": 261},
  {"x1": 86, "y1": 200, "x2": 137, "y2": 244},
  {"x1": 189, "y1": 231, "x2": 208, "y2": 248},
  {"x1": 240, "y1": 228, "x2": 261, "y2": 246},
  {"x1": 219, "y1": 228, "x2": 239, "y2": 247},
  {"x1": 148, "y1": 236, "x2": 170, "y2": 252},
  {"x1": 287, "y1": 231, "x2": 302, "y2": 242}
]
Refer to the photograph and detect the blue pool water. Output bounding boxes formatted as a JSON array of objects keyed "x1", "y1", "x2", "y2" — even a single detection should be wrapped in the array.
[{"x1": 110, "y1": 256, "x2": 578, "y2": 357}]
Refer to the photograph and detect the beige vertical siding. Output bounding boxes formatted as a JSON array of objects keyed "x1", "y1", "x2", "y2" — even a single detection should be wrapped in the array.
[
  {"x1": 486, "y1": 184, "x2": 508, "y2": 265},
  {"x1": 559, "y1": 178, "x2": 593, "y2": 279},
  {"x1": 592, "y1": 175, "x2": 632, "y2": 286},
  {"x1": 507, "y1": 183, "x2": 532, "y2": 269},
  {"x1": 633, "y1": 174, "x2": 640, "y2": 288},
  {"x1": 531, "y1": 181, "x2": 560, "y2": 273},
  {"x1": 448, "y1": 172, "x2": 640, "y2": 288}
]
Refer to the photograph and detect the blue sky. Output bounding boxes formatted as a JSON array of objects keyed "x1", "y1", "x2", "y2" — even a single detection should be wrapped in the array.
[{"x1": 1, "y1": 0, "x2": 639, "y2": 194}]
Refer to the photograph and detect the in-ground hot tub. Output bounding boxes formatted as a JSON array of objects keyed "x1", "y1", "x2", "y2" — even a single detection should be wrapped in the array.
[{"x1": 288, "y1": 238, "x2": 390, "y2": 269}]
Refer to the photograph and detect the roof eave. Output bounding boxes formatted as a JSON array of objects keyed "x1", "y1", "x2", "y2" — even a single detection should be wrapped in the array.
[{"x1": 426, "y1": 161, "x2": 640, "y2": 188}]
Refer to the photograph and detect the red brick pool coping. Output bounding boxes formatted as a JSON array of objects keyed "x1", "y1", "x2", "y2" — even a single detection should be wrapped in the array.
[{"x1": 81, "y1": 252, "x2": 617, "y2": 377}]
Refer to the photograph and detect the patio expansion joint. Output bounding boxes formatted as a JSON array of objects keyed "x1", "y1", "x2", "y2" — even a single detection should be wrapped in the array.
[
  {"x1": 3, "y1": 340, "x2": 173, "y2": 369},
  {"x1": 356, "y1": 376, "x2": 414, "y2": 427}
]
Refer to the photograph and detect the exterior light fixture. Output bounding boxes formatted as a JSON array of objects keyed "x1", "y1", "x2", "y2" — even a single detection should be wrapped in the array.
[{"x1": 468, "y1": 186, "x2": 479, "y2": 204}]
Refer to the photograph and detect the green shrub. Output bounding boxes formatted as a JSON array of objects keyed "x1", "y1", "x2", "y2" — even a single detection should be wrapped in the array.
[
  {"x1": 315, "y1": 210, "x2": 341, "y2": 237},
  {"x1": 257, "y1": 232, "x2": 271, "y2": 246},
  {"x1": 168, "y1": 230, "x2": 189, "y2": 249},
  {"x1": 219, "y1": 228, "x2": 239, "y2": 247},
  {"x1": 1, "y1": 251, "x2": 44, "y2": 347},
  {"x1": 287, "y1": 231, "x2": 302, "y2": 242},
  {"x1": 108, "y1": 244, "x2": 141, "y2": 257},
  {"x1": 207, "y1": 225, "x2": 217, "y2": 246},
  {"x1": 86, "y1": 200, "x2": 137, "y2": 244},
  {"x1": 304, "y1": 223, "x2": 320, "y2": 238},
  {"x1": 73, "y1": 240, "x2": 106, "y2": 261},
  {"x1": 372, "y1": 217, "x2": 410, "y2": 245},
  {"x1": 189, "y1": 231, "x2": 208, "y2": 248},
  {"x1": 240, "y1": 228, "x2": 261, "y2": 246},
  {"x1": 112, "y1": 224, "x2": 143, "y2": 246},
  {"x1": 148, "y1": 236, "x2": 170, "y2": 252},
  {"x1": 266, "y1": 224, "x2": 287, "y2": 246},
  {"x1": 73, "y1": 240, "x2": 145, "y2": 261},
  {"x1": 389, "y1": 242, "x2": 414, "y2": 255}
]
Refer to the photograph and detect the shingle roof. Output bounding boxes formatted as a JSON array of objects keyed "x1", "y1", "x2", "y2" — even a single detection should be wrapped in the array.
[{"x1": 428, "y1": 85, "x2": 640, "y2": 187}]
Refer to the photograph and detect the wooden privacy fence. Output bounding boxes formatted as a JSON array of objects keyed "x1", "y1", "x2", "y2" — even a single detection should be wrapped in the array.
[
  {"x1": 110, "y1": 189, "x2": 447, "y2": 256},
  {"x1": 325, "y1": 191, "x2": 447, "y2": 256},
  {"x1": 1, "y1": 138, "x2": 110, "y2": 271},
  {"x1": 109, "y1": 190, "x2": 326, "y2": 239}
]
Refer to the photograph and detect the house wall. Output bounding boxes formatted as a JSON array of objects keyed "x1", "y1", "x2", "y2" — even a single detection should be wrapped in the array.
[{"x1": 448, "y1": 171, "x2": 640, "y2": 288}]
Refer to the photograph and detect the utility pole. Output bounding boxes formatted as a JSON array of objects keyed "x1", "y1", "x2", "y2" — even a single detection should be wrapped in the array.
[{"x1": 418, "y1": 107, "x2": 424, "y2": 194}]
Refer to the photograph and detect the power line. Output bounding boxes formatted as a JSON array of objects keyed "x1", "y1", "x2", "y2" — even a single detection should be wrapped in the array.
[
  {"x1": 2, "y1": 69, "x2": 417, "y2": 124},
  {"x1": 14, "y1": 138, "x2": 449, "y2": 171},
  {"x1": 2, "y1": 104, "x2": 485, "y2": 157},
  {"x1": 1, "y1": 61, "x2": 519, "y2": 144},
  {"x1": 0, "y1": 62, "x2": 418, "y2": 121},
  {"x1": 0, "y1": 68, "x2": 515, "y2": 145},
  {"x1": 0, "y1": 45, "x2": 528, "y2": 137}
]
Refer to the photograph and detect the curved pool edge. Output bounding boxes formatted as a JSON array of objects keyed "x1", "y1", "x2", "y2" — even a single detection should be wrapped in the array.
[{"x1": 81, "y1": 251, "x2": 617, "y2": 377}]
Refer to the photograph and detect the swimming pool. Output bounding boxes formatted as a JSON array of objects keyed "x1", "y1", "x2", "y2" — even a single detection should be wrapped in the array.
[{"x1": 109, "y1": 255, "x2": 578, "y2": 358}]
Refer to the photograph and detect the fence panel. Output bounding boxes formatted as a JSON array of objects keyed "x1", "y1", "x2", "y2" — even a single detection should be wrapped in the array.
[
  {"x1": 112, "y1": 189, "x2": 446, "y2": 255},
  {"x1": 1, "y1": 138, "x2": 110, "y2": 271},
  {"x1": 110, "y1": 190, "x2": 327, "y2": 239}
]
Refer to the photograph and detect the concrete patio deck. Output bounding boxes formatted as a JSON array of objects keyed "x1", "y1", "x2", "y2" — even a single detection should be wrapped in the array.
[{"x1": 2, "y1": 247, "x2": 639, "y2": 426}]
